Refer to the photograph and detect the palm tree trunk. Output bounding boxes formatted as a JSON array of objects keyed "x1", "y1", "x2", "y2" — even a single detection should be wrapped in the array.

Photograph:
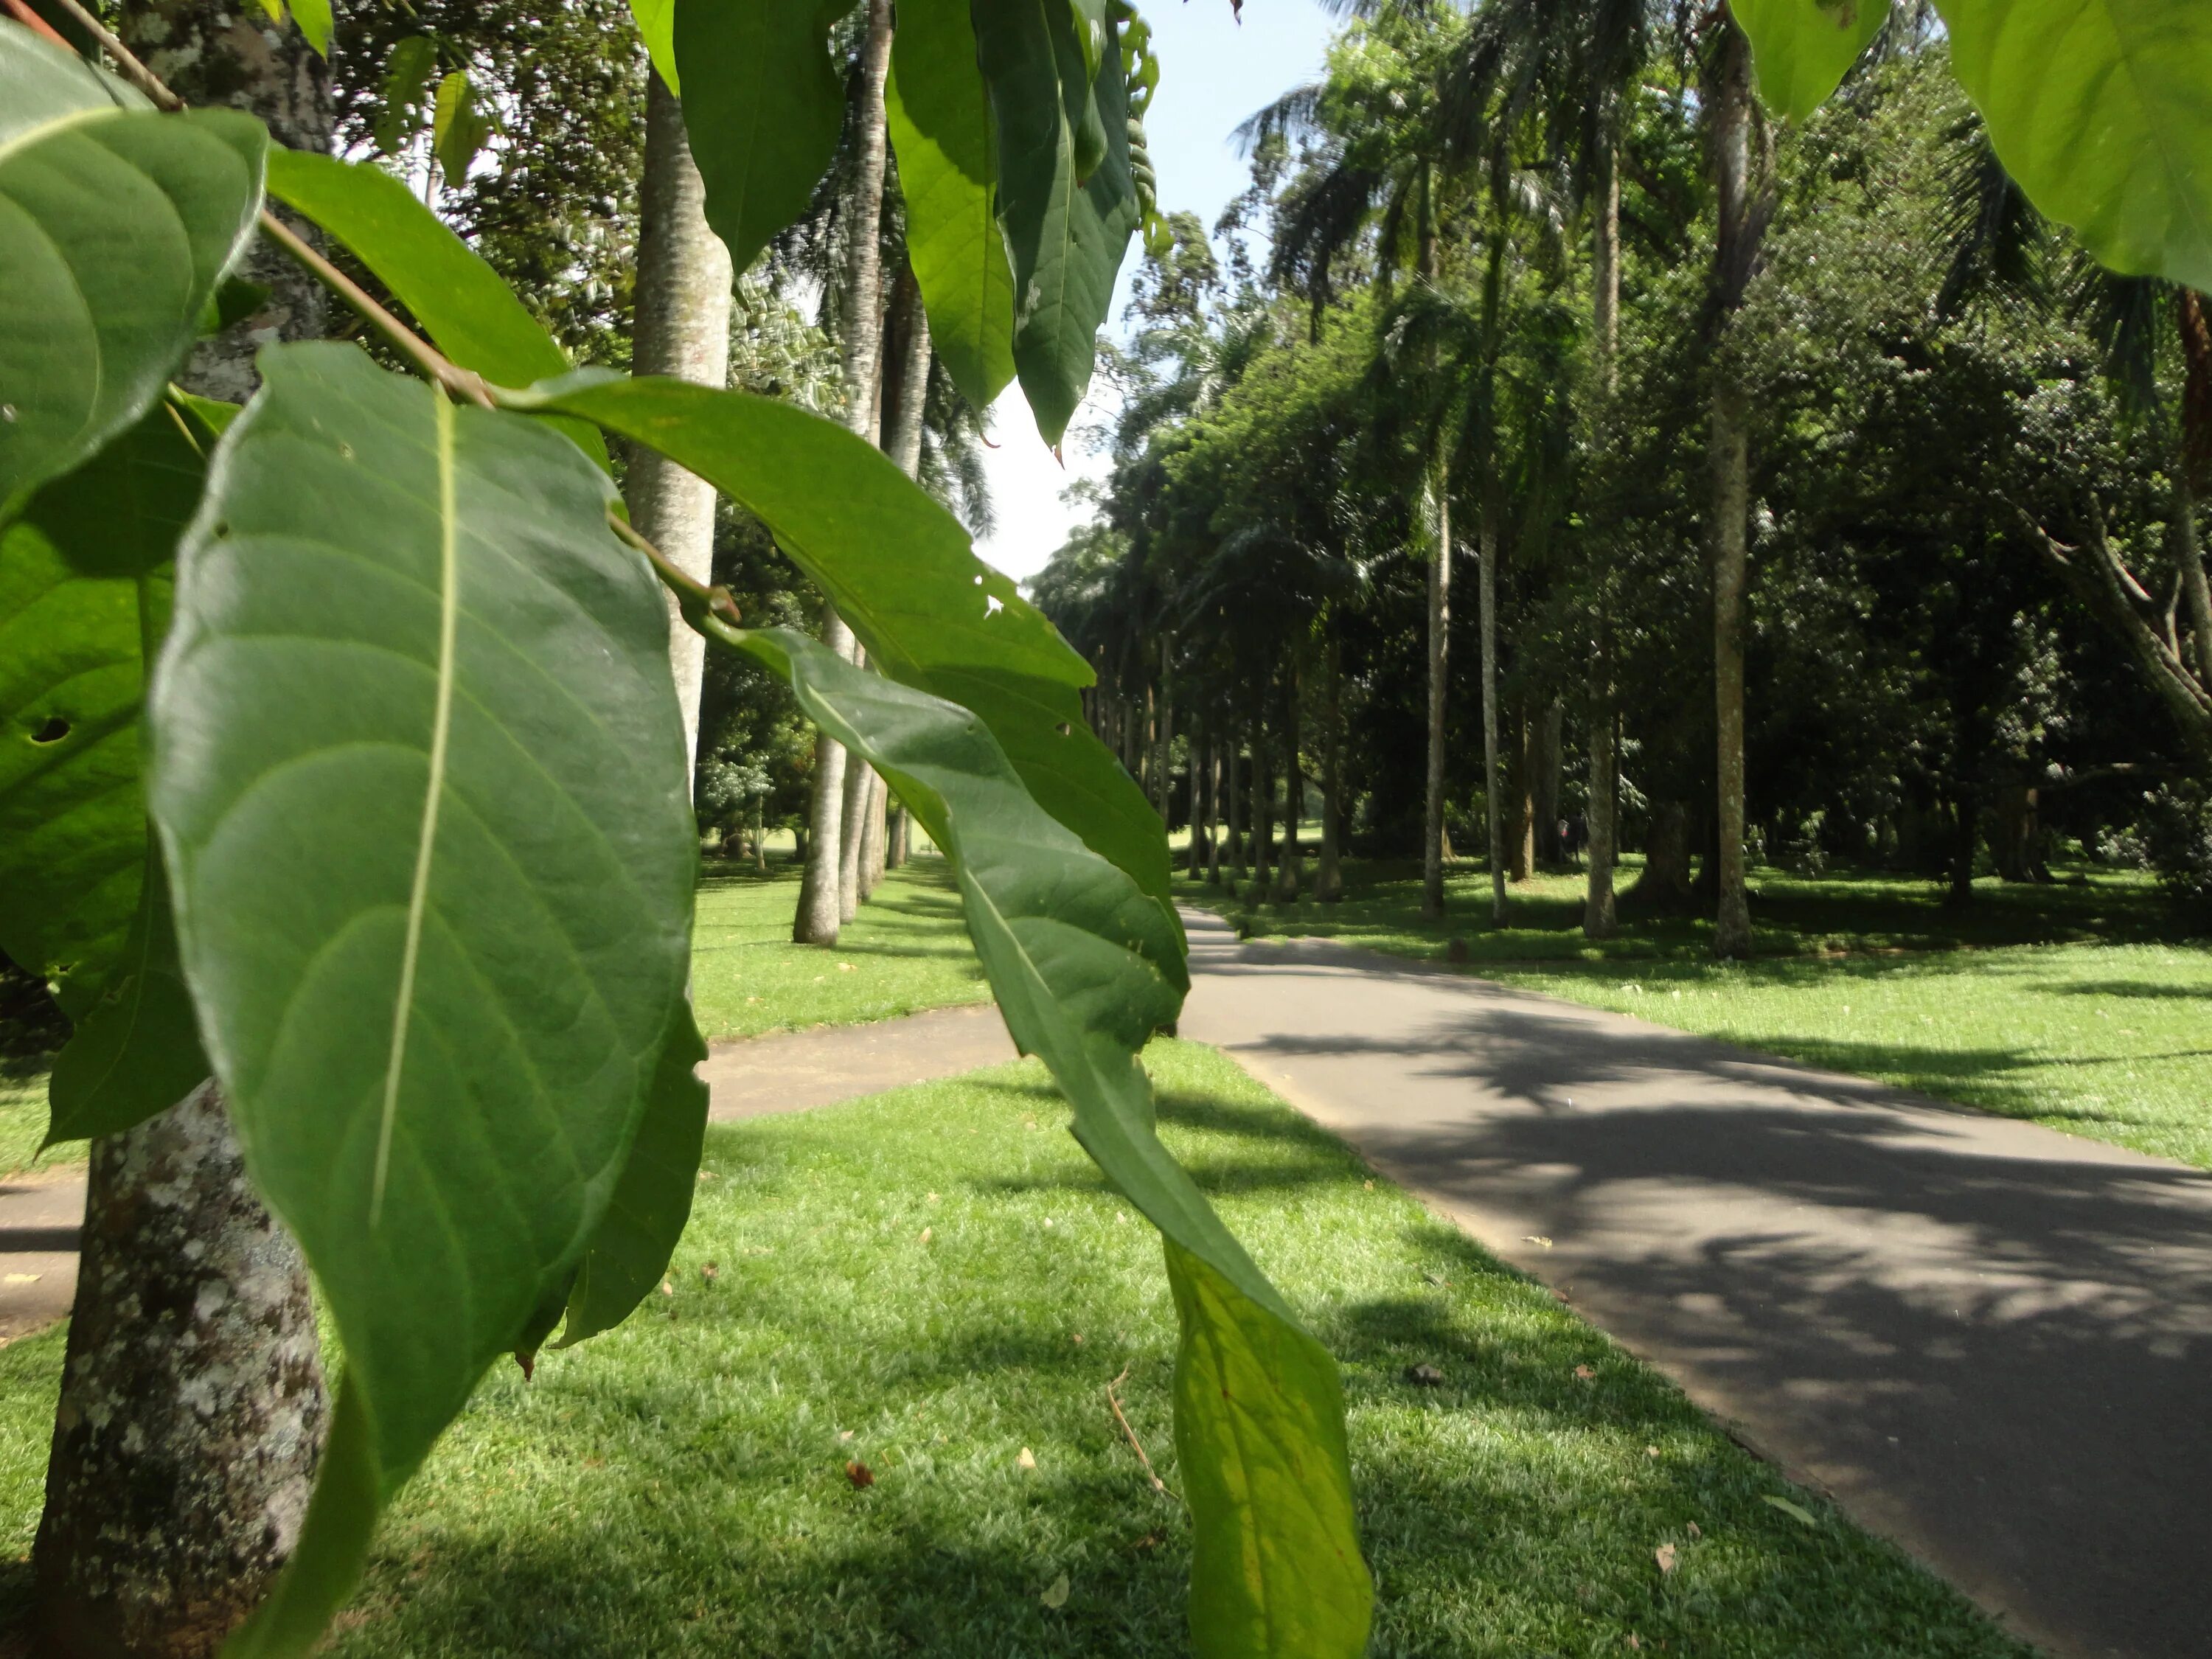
[
  {"x1": 633, "y1": 74, "x2": 734, "y2": 787},
  {"x1": 1274, "y1": 671, "x2": 1303, "y2": 902},
  {"x1": 1251, "y1": 708, "x2": 1274, "y2": 896},
  {"x1": 1226, "y1": 740, "x2": 1245, "y2": 877},
  {"x1": 37, "y1": 9, "x2": 332, "y2": 1650},
  {"x1": 1187, "y1": 731, "x2": 1208, "y2": 879},
  {"x1": 1585, "y1": 134, "x2": 1621, "y2": 939},
  {"x1": 797, "y1": 0, "x2": 896, "y2": 943},
  {"x1": 1318, "y1": 632, "x2": 1346, "y2": 902},
  {"x1": 1709, "y1": 11, "x2": 1759, "y2": 961},
  {"x1": 1479, "y1": 490, "x2": 1506, "y2": 924}
]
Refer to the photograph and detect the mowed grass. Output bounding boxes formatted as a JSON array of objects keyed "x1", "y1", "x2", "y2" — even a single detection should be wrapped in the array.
[
  {"x1": 690, "y1": 855, "x2": 987, "y2": 1040},
  {"x1": 0, "y1": 856, "x2": 990, "y2": 1175},
  {"x1": 1185, "y1": 855, "x2": 2212, "y2": 1169},
  {"x1": 0, "y1": 1042, "x2": 2031, "y2": 1656}
]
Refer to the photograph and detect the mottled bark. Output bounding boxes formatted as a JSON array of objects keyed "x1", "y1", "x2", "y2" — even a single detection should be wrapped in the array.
[
  {"x1": 1226, "y1": 741, "x2": 1245, "y2": 877},
  {"x1": 1708, "y1": 12, "x2": 1761, "y2": 961},
  {"x1": 38, "y1": 1085, "x2": 326, "y2": 1659},
  {"x1": 124, "y1": 0, "x2": 330, "y2": 405},
  {"x1": 1422, "y1": 466, "x2": 1452, "y2": 918},
  {"x1": 1632, "y1": 801, "x2": 1697, "y2": 911},
  {"x1": 1584, "y1": 137, "x2": 1621, "y2": 939},
  {"x1": 1273, "y1": 674, "x2": 1302, "y2": 903},
  {"x1": 632, "y1": 74, "x2": 734, "y2": 779},
  {"x1": 838, "y1": 739, "x2": 869, "y2": 925},
  {"x1": 1479, "y1": 494, "x2": 1505, "y2": 924},
  {"x1": 36, "y1": 10, "x2": 333, "y2": 1652},
  {"x1": 1317, "y1": 636, "x2": 1346, "y2": 903},
  {"x1": 1250, "y1": 713, "x2": 1273, "y2": 896}
]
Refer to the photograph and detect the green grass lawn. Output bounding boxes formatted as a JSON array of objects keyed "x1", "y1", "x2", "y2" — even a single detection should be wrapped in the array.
[
  {"x1": 0, "y1": 1042, "x2": 2030, "y2": 1656},
  {"x1": 1186, "y1": 855, "x2": 2212, "y2": 1169},
  {"x1": 690, "y1": 855, "x2": 987, "y2": 1040},
  {"x1": 0, "y1": 856, "x2": 990, "y2": 1176}
]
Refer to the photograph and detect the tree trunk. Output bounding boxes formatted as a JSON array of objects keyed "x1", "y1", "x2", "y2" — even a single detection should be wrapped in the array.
[
  {"x1": 1631, "y1": 800, "x2": 1696, "y2": 910},
  {"x1": 797, "y1": 0, "x2": 895, "y2": 943},
  {"x1": 1318, "y1": 634, "x2": 1346, "y2": 902},
  {"x1": 1479, "y1": 493, "x2": 1506, "y2": 923},
  {"x1": 1584, "y1": 136, "x2": 1622, "y2": 940},
  {"x1": 1708, "y1": 13, "x2": 1759, "y2": 961},
  {"x1": 1188, "y1": 732, "x2": 1209, "y2": 880},
  {"x1": 1250, "y1": 713, "x2": 1274, "y2": 897},
  {"x1": 1992, "y1": 783, "x2": 2048, "y2": 883},
  {"x1": 1274, "y1": 674, "x2": 1303, "y2": 902},
  {"x1": 1226, "y1": 740, "x2": 1244, "y2": 877},
  {"x1": 1947, "y1": 787, "x2": 1980, "y2": 907},
  {"x1": 1419, "y1": 162, "x2": 1451, "y2": 919},
  {"x1": 1510, "y1": 704, "x2": 1537, "y2": 880},
  {"x1": 754, "y1": 796, "x2": 768, "y2": 872},
  {"x1": 37, "y1": 11, "x2": 333, "y2": 1652},
  {"x1": 1206, "y1": 742, "x2": 1224, "y2": 884},
  {"x1": 1534, "y1": 699, "x2": 1563, "y2": 865},
  {"x1": 38, "y1": 1086, "x2": 327, "y2": 1659},
  {"x1": 2175, "y1": 290, "x2": 2212, "y2": 688},
  {"x1": 633, "y1": 74, "x2": 734, "y2": 783}
]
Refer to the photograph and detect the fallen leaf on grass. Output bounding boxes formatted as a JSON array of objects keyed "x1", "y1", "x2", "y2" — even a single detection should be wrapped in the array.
[
  {"x1": 1017, "y1": 1447, "x2": 1037, "y2": 1471},
  {"x1": 1128, "y1": 1531, "x2": 1161, "y2": 1552},
  {"x1": 700, "y1": 1262, "x2": 719, "y2": 1281},
  {"x1": 1522, "y1": 1235, "x2": 1553, "y2": 1248},
  {"x1": 1573, "y1": 1364, "x2": 1596, "y2": 1381},
  {"x1": 927, "y1": 1191, "x2": 939, "y2": 1203},
  {"x1": 1763, "y1": 1495, "x2": 1818, "y2": 1527},
  {"x1": 1645, "y1": 1445, "x2": 1660, "y2": 1458},
  {"x1": 839, "y1": 1429, "x2": 855, "y2": 1442},
  {"x1": 919, "y1": 1226, "x2": 933, "y2": 1245},
  {"x1": 1626, "y1": 1636, "x2": 1641, "y2": 1652},
  {"x1": 1686, "y1": 1521, "x2": 1702, "y2": 1539},
  {"x1": 1070, "y1": 1332, "x2": 1084, "y2": 1346},
  {"x1": 845, "y1": 1461, "x2": 874, "y2": 1489},
  {"x1": 1040, "y1": 1573, "x2": 1069, "y2": 1609},
  {"x1": 837, "y1": 962, "x2": 856, "y2": 973},
  {"x1": 659, "y1": 1279, "x2": 675, "y2": 1297},
  {"x1": 1363, "y1": 1180, "x2": 1374, "y2": 1191},
  {"x1": 1655, "y1": 1543, "x2": 1677, "y2": 1574},
  {"x1": 1403, "y1": 1363, "x2": 1444, "y2": 1388}
]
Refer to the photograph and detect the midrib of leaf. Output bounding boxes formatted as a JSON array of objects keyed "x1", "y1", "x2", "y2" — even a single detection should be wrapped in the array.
[{"x1": 372, "y1": 392, "x2": 461, "y2": 1223}]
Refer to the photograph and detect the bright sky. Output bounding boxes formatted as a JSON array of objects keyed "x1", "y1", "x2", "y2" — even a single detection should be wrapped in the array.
[{"x1": 973, "y1": 0, "x2": 1339, "y2": 582}]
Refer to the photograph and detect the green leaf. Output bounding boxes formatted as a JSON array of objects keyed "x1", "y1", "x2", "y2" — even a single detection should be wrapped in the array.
[
  {"x1": 555, "y1": 1001, "x2": 710, "y2": 1348},
  {"x1": 197, "y1": 274, "x2": 270, "y2": 337},
  {"x1": 0, "y1": 402, "x2": 204, "y2": 1022},
  {"x1": 262, "y1": 149, "x2": 608, "y2": 470},
  {"x1": 373, "y1": 36, "x2": 439, "y2": 155},
  {"x1": 152, "y1": 344, "x2": 697, "y2": 1650},
  {"x1": 515, "y1": 375, "x2": 1175, "y2": 917},
  {"x1": 289, "y1": 0, "x2": 333, "y2": 58},
  {"x1": 430, "y1": 69, "x2": 490, "y2": 187},
  {"x1": 1938, "y1": 0, "x2": 2212, "y2": 291},
  {"x1": 719, "y1": 626, "x2": 1371, "y2": 1659},
  {"x1": 46, "y1": 846, "x2": 209, "y2": 1143},
  {"x1": 1731, "y1": 0, "x2": 1888, "y2": 123},
  {"x1": 888, "y1": 0, "x2": 1019, "y2": 408},
  {"x1": 1764, "y1": 1493, "x2": 1820, "y2": 1526},
  {"x1": 971, "y1": 0, "x2": 1139, "y2": 445},
  {"x1": 0, "y1": 21, "x2": 265, "y2": 514},
  {"x1": 675, "y1": 0, "x2": 858, "y2": 276},
  {"x1": 627, "y1": 0, "x2": 678, "y2": 93}
]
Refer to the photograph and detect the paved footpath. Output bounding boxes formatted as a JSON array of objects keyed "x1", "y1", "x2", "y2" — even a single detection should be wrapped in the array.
[
  {"x1": 1178, "y1": 905, "x2": 2212, "y2": 1659},
  {"x1": 0, "y1": 1004, "x2": 1021, "y2": 1345}
]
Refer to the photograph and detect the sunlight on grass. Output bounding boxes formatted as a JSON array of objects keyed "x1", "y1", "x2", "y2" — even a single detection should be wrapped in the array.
[
  {"x1": 690, "y1": 856, "x2": 987, "y2": 1040},
  {"x1": 0, "y1": 1043, "x2": 2028, "y2": 1655},
  {"x1": 1186, "y1": 857, "x2": 2212, "y2": 1169}
]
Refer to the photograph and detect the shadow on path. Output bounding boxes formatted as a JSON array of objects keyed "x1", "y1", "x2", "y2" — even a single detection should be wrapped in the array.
[{"x1": 1180, "y1": 910, "x2": 2212, "y2": 1659}]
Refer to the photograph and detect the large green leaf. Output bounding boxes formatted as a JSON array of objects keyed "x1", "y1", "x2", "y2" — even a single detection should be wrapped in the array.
[
  {"x1": 260, "y1": 149, "x2": 608, "y2": 469},
  {"x1": 517, "y1": 375, "x2": 1175, "y2": 918},
  {"x1": 717, "y1": 626, "x2": 1371, "y2": 1658},
  {"x1": 1731, "y1": 0, "x2": 1888, "y2": 123},
  {"x1": 1937, "y1": 0, "x2": 2212, "y2": 291},
  {"x1": 554, "y1": 999, "x2": 710, "y2": 1349},
  {"x1": 150, "y1": 344, "x2": 697, "y2": 1653},
  {"x1": 0, "y1": 21, "x2": 264, "y2": 513},
  {"x1": 0, "y1": 403, "x2": 203, "y2": 1021},
  {"x1": 888, "y1": 0, "x2": 1019, "y2": 409},
  {"x1": 972, "y1": 0, "x2": 1138, "y2": 445},
  {"x1": 675, "y1": 0, "x2": 858, "y2": 276}
]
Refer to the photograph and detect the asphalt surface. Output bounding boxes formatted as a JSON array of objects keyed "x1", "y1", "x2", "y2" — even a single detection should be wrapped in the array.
[{"x1": 1177, "y1": 906, "x2": 2212, "y2": 1659}]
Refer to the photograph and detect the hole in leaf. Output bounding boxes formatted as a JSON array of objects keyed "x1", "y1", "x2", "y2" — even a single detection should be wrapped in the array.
[
  {"x1": 1056, "y1": 722, "x2": 1072, "y2": 736},
  {"x1": 29, "y1": 717, "x2": 70, "y2": 745}
]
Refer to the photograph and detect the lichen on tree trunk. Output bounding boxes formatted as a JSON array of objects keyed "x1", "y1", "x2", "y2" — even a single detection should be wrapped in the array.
[{"x1": 37, "y1": 1085, "x2": 326, "y2": 1658}]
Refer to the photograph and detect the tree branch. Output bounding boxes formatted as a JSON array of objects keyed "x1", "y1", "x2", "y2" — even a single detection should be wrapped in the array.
[
  {"x1": 36, "y1": 0, "x2": 495, "y2": 410},
  {"x1": 608, "y1": 513, "x2": 744, "y2": 636}
]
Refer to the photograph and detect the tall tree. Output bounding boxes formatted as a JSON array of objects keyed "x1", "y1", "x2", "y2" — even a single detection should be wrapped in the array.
[
  {"x1": 34, "y1": 5, "x2": 331, "y2": 1651},
  {"x1": 631, "y1": 74, "x2": 734, "y2": 784},
  {"x1": 795, "y1": 0, "x2": 896, "y2": 944}
]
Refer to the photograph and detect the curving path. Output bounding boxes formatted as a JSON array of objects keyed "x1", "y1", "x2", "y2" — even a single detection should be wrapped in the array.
[{"x1": 1176, "y1": 905, "x2": 2212, "y2": 1659}]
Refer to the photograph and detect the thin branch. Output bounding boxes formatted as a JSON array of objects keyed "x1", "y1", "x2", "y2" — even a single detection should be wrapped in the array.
[
  {"x1": 254, "y1": 209, "x2": 494, "y2": 408},
  {"x1": 37, "y1": 0, "x2": 495, "y2": 411},
  {"x1": 1, "y1": 0, "x2": 72, "y2": 51},
  {"x1": 1105, "y1": 1366, "x2": 1182, "y2": 1506},
  {"x1": 34, "y1": 0, "x2": 181, "y2": 108},
  {"x1": 608, "y1": 513, "x2": 745, "y2": 633}
]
